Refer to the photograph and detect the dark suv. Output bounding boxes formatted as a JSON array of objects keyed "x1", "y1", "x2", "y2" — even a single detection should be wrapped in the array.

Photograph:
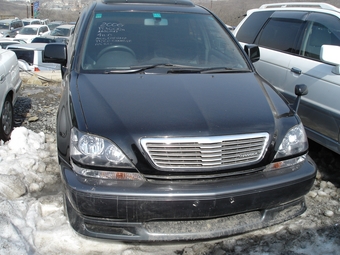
[{"x1": 43, "y1": 0, "x2": 316, "y2": 241}]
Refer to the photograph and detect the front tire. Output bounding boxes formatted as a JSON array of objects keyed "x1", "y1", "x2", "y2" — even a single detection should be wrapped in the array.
[{"x1": 0, "y1": 95, "x2": 14, "y2": 141}]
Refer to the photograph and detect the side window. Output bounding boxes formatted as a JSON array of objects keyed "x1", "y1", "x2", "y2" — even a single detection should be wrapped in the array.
[
  {"x1": 13, "y1": 21, "x2": 22, "y2": 29},
  {"x1": 256, "y1": 18, "x2": 304, "y2": 54},
  {"x1": 301, "y1": 13, "x2": 340, "y2": 61},
  {"x1": 12, "y1": 50, "x2": 34, "y2": 65},
  {"x1": 236, "y1": 11, "x2": 273, "y2": 43}
]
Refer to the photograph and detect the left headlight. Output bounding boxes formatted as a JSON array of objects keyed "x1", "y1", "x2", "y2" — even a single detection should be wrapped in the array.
[{"x1": 265, "y1": 123, "x2": 308, "y2": 172}]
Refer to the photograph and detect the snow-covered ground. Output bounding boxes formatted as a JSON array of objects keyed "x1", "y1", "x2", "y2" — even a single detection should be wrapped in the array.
[
  {"x1": 0, "y1": 127, "x2": 339, "y2": 255},
  {"x1": 0, "y1": 127, "x2": 190, "y2": 254}
]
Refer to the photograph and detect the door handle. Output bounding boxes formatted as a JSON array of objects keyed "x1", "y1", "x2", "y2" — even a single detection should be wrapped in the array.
[{"x1": 291, "y1": 67, "x2": 302, "y2": 75}]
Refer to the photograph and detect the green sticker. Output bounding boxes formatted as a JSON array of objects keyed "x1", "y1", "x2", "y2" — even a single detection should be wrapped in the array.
[
  {"x1": 153, "y1": 13, "x2": 161, "y2": 19},
  {"x1": 95, "y1": 13, "x2": 102, "y2": 18}
]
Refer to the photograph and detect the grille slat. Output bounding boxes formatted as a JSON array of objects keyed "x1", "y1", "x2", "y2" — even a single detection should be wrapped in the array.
[{"x1": 140, "y1": 133, "x2": 269, "y2": 170}]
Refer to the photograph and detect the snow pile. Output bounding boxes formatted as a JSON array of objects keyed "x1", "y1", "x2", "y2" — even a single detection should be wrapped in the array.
[
  {"x1": 0, "y1": 127, "x2": 184, "y2": 254},
  {"x1": 0, "y1": 127, "x2": 59, "y2": 198}
]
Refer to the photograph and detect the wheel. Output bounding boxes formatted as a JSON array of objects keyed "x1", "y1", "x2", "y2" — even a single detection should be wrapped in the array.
[
  {"x1": 97, "y1": 45, "x2": 136, "y2": 59},
  {"x1": 0, "y1": 95, "x2": 14, "y2": 141}
]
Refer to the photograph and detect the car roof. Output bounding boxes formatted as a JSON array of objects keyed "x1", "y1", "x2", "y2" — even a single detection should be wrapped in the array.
[
  {"x1": 22, "y1": 18, "x2": 40, "y2": 21},
  {"x1": 54, "y1": 24, "x2": 74, "y2": 29},
  {"x1": 0, "y1": 40, "x2": 20, "y2": 43},
  {"x1": 49, "y1": 21, "x2": 65, "y2": 24},
  {"x1": 0, "y1": 38, "x2": 17, "y2": 41},
  {"x1": 0, "y1": 18, "x2": 21, "y2": 22},
  {"x1": 101, "y1": 0, "x2": 194, "y2": 5},
  {"x1": 24, "y1": 24, "x2": 48, "y2": 28},
  {"x1": 93, "y1": 0, "x2": 205, "y2": 14},
  {"x1": 248, "y1": 2, "x2": 340, "y2": 16},
  {"x1": 6, "y1": 43, "x2": 47, "y2": 50}
]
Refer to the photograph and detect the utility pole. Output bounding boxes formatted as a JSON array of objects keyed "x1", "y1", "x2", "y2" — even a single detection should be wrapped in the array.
[{"x1": 31, "y1": 2, "x2": 33, "y2": 18}]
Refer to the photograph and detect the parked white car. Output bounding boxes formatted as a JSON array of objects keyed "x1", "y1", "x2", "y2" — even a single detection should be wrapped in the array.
[
  {"x1": 22, "y1": 18, "x2": 41, "y2": 26},
  {"x1": 6, "y1": 43, "x2": 61, "y2": 72},
  {"x1": 0, "y1": 49, "x2": 22, "y2": 141},
  {"x1": 15, "y1": 24, "x2": 50, "y2": 43},
  {"x1": 234, "y1": 2, "x2": 340, "y2": 154},
  {"x1": 0, "y1": 38, "x2": 26, "y2": 49}
]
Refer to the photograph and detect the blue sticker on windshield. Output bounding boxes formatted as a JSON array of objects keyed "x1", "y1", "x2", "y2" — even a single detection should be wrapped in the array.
[
  {"x1": 96, "y1": 13, "x2": 102, "y2": 19},
  {"x1": 153, "y1": 13, "x2": 161, "y2": 19}
]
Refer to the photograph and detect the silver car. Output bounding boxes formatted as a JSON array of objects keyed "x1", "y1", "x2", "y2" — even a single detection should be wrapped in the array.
[
  {"x1": 0, "y1": 49, "x2": 22, "y2": 141},
  {"x1": 234, "y1": 2, "x2": 340, "y2": 154},
  {"x1": 0, "y1": 18, "x2": 23, "y2": 38}
]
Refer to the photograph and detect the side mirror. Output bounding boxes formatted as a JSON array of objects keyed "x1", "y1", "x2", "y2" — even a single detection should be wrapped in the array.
[
  {"x1": 291, "y1": 84, "x2": 308, "y2": 112},
  {"x1": 320, "y1": 45, "x2": 340, "y2": 75},
  {"x1": 43, "y1": 43, "x2": 67, "y2": 66},
  {"x1": 244, "y1": 44, "x2": 260, "y2": 63},
  {"x1": 44, "y1": 43, "x2": 68, "y2": 77}
]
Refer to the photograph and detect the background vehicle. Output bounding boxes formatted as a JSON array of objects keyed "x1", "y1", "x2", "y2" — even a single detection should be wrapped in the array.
[
  {"x1": 31, "y1": 37, "x2": 66, "y2": 43},
  {"x1": 7, "y1": 43, "x2": 60, "y2": 72},
  {"x1": 40, "y1": 19, "x2": 50, "y2": 25},
  {"x1": 22, "y1": 18, "x2": 41, "y2": 26},
  {"x1": 15, "y1": 24, "x2": 50, "y2": 43},
  {"x1": 43, "y1": 0, "x2": 316, "y2": 242},
  {"x1": 41, "y1": 24, "x2": 74, "y2": 44},
  {"x1": 0, "y1": 18, "x2": 23, "y2": 38},
  {"x1": 234, "y1": 2, "x2": 340, "y2": 155},
  {"x1": 47, "y1": 21, "x2": 65, "y2": 31},
  {"x1": 0, "y1": 38, "x2": 26, "y2": 49},
  {"x1": 0, "y1": 49, "x2": 22, "y2": 141}
]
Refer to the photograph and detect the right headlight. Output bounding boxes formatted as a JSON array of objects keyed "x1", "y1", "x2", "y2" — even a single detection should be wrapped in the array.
[{"x1": 70, "y1": 127, "x2": 145, "y2": 181}]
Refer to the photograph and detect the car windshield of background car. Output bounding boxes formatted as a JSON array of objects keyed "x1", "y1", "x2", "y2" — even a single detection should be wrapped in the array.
[
  {"x1": 20, "y1": 27, "x2": 38, "y2": 35},
  {"x1": 0, "y1": 23, "x2": 9, "y2": 29},
  {"x1": 51, "y1": 28, "x2": 71, "y2": 36},
  {"x1": 81, "y1": 11, "x2": 249, "y2": 72}
]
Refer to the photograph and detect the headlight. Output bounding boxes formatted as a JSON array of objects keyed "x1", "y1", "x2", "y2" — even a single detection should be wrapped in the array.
[
  {"x1": 70, "y1": 128, "x2": 144, "y2": 181},
  {"x1": 274, "y1": 123, "x2": 308, "y2": 159}
]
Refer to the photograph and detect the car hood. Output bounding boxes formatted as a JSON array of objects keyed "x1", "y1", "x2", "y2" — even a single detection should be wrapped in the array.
[{"x1": 76, "y1": 72, "x2": 291, "y2": 150}]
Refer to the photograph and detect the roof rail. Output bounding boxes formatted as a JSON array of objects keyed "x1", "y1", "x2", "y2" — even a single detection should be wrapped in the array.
[
  {"x1": 102, "y1": 0, "x2": 194, "y2": 6},
  {"x1": 259, "y1": 2, "x2": 339, "y2": 12}
]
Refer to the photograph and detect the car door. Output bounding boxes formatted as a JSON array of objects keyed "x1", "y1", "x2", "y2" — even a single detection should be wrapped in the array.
[
  {"x1": 252, "y1": 15, "x2": 306, "y2": 93},
  {"x1": 285, "y1": 12, "x2": 340, "y2": 149}
]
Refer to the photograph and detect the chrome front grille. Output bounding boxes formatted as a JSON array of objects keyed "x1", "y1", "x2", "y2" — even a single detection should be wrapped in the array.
[{"x1": 140, "y1": 133, "x2": 269, "y2": 170}]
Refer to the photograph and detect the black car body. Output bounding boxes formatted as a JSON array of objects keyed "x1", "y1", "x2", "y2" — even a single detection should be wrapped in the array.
[{"x1": 43, "y1": 0, "x2": 316, "y2": 241}]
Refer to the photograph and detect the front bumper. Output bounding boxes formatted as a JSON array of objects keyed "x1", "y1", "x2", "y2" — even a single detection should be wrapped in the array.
[{"x1": 61, "y1": 156, "x2": 316, "y2": 241}]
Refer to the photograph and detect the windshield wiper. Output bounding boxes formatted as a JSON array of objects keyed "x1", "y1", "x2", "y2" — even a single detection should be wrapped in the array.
[
  {"x1": 103, "y1": 65, "x2": 250, "y2": 74},
  {"x1": 104, "y1": 63, "x2": 206, "y2": 74},
  {"x1": 198, "y1": 67, "x2": 251, "y2": 74},
  {"x1": 103, "y1": 63, "x2": 174, "y2": 74}
]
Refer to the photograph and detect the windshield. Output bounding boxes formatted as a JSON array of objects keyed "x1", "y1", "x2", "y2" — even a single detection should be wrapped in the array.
[
  {"x1": 81, "y1": 11, "x2": 249, "y2": 72},
  {"x1": 51, "y1": 27, "x2": 71, "y2": 36},
  {"x1": 20, "y1": 27, "x2": 38, "y2": 35},
  {"x1": 0, "y1": 23, "x2": 9, "y2": 30}
]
